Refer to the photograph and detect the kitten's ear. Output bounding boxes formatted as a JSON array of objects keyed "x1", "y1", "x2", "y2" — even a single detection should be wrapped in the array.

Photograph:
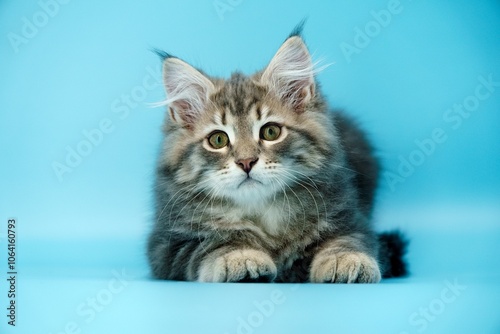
[
  {"x1": 162, "y1": 57, "x2": 214, "y2": 127},
  {"x1": 261, "y1": 36, "x2": 315, "y2": 112}
]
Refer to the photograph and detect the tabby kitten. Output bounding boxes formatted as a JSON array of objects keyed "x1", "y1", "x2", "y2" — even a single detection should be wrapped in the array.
[{"x1": 147, "y1": 30, "x2": 407, "y2": 283}]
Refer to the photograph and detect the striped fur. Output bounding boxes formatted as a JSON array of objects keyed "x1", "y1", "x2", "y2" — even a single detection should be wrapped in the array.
[{"x1": 147, "y1": 35, "x2": 406, "y2": 283}]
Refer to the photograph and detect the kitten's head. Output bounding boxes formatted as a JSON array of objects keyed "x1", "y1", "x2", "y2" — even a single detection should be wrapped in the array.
[{"x1": 159, "y1": 35, "x2": 335, "y2": 207}]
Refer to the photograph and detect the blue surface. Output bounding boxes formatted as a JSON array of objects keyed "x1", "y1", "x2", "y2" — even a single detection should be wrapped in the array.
[{"x1": 1, "y1": 1, "x2": 500, "y2": 333}]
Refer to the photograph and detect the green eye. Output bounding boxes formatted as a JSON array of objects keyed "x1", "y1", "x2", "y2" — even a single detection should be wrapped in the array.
[
  {"x1": 208, "y1": 131, "x2": 229, "y2": 149},
  {"x1": 260, "y1": 124, "x2": 281, "y2": 141}
]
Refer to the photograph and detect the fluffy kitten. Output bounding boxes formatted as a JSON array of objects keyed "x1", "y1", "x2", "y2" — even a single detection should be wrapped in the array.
[{"x1": 147, "y1": 30, "x2": 407, "y2": 283}]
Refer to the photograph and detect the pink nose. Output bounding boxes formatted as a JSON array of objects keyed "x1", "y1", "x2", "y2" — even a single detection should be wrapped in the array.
[{"x1": 236, "y1": 157, "x2": 259, "y2": 174}]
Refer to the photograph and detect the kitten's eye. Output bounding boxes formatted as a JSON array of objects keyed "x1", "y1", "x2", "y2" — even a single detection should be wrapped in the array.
[
  {"x1": 208, "y1": 131, "x2": 229, "y2": 149},
  {"x1": 260, "y1": 124, "x2": 281, "y2": 141}
]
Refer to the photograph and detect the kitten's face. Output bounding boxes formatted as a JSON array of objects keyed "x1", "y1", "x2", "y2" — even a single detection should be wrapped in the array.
[{"x1": 160, "y1": 36, "x2": 332, "y2": 207}]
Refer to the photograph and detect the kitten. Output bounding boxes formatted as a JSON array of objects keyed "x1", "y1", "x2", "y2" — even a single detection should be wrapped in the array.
[{"x1": 147, "y1": 29, "x2": 407, "y2": 283}]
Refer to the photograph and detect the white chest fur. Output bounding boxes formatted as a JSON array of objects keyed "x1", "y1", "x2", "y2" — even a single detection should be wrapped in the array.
[{"x1": 222, "y1": 200, "x2": 289, "y2": 236}]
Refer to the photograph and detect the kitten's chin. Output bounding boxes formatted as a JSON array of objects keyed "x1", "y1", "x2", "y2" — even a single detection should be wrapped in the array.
[{"x1": 229, "y1": 177, "x2": 273, "y2": 208}]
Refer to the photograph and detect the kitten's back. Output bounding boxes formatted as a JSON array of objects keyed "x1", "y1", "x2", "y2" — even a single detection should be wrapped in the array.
[{"x1": 333, "y1": 110, "x2": 379, "y2": 214}]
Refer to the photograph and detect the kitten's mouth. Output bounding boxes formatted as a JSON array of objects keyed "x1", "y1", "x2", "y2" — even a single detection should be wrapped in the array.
[{"x1": 237, "y1": 176, "x2": 262, "y2": 188}]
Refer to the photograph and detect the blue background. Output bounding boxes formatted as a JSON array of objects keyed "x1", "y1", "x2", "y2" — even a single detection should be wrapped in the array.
[{"x1": 1, "y1": 0, "x2": 499, "y2": 333}]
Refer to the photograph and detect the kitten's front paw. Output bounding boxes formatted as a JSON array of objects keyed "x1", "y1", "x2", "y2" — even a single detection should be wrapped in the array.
[
  {"x1": 198, "y1": 249, "x2": 277, "y2": 283},
  {"x1": 310, "y1": 251, "x2": 381, "y2": 283}
]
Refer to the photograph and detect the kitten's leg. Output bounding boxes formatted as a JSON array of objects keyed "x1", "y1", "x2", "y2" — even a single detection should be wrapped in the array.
[
  {"x1": 197, "y1": 247, "x2": 277, "y2": 283},
  {"x1": 148, "y1": 236, "x2": 201, "y2": 280},
  {"x1": 149, "y1": 233, "x2": 277, "y2": 282},
  {"x1": 309, "y1": 233, "x2": 381, "y2": 283}
]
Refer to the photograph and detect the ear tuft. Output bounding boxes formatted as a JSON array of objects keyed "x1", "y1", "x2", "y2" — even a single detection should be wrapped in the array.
[
  {"x1": 151, "y1": 48, "x2": 173, "y2": 61},
  {"x1": 261, "y1": 36, "x2": 315, "y2": 112},
  {"x1": 161, "y1": 58, "x2": 214, "y2": 127},
  {"x1": 288, "y1": 18, "x2": 307, "y2": 39}
]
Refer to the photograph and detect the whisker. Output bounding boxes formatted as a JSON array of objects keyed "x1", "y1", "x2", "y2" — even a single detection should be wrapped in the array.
[
  {"x1": 270, "y1": 175, "x2": 292, "y2": 240},
  {"x1": 279, "y1": 169, "x2": 328, "y2": 225}
]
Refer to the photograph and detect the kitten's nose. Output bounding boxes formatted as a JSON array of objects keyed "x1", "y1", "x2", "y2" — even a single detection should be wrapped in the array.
[{"x1": 236, "y1": 157, "x2": 259, "y2": 174}]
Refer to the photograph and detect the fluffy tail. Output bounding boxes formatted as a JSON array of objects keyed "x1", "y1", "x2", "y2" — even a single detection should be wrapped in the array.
[{"x1": 378, "y1": 230, "x2": 409, "y2": 278}]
